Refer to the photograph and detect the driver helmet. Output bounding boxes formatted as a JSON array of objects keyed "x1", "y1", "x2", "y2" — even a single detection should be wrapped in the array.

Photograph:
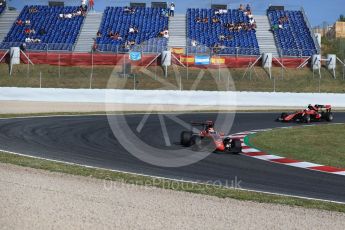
[{"x1": 208, "y1": 127, "x2": 215, "y2": 134}]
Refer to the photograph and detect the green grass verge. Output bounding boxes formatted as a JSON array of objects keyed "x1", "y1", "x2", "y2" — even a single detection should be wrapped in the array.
[
  {"x1": 0, "y1": 151, "x2": 345, "y2": 212},
  {"x1": 248, "y1": 124, "x2": 345, "y2": 169},
  {"x1": 2, "y1": 63, "x2": 345, "y2": 93}
]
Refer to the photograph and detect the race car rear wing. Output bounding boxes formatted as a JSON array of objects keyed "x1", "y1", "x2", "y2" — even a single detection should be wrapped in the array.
[{"x1": 316, "y1": 104, "x2": 332, "y2": 110}]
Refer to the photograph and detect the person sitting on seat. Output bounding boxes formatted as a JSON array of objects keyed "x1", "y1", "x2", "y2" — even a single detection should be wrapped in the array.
[
  {"x1": 191, "y1": 39, "x2": 198, "y2": 47},
  {"x1": 38, "y1": 28, "x2": 46, "y2": 36},
  {"x1": 212, "y1": 17, "x2": 220, "y2": 23},
  {"x1": 25, "y1": 19, "x2": 31, "y2": 25},
  {"x1": 239, "y1": 4, "x2": 244, "y2": 11},
  {"x1": 96, "y1": 31, "x2": 102, "y2": 38},
  {"x1": 16, "y1": 19, "x2": 23, "y2": 26},
  {"x1": 20, "y1": 43, "x2": 26, "y2": 52},
  {"x1": 162, "y1": 28, "x2": 169, "y2": 38},
  {"x1": 246, "y1": 4, "x2": 251, "y2": 11},
  {"x1": 29, "y1": 7, "x2": 38, "y2": 13},
  {"x1": 195, "y1": 17, "x2": 202, "y2": 23}
]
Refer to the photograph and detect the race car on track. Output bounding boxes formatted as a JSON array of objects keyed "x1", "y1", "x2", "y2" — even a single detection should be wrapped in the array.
[
  {"x1": 180, "y1": 121, "x2": 242, "y2": 154},
  {"x1": 277, "y1": 104, "x2": 333, "y2": 123}
]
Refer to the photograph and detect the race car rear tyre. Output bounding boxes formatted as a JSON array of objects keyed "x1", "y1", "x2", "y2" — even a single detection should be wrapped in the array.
[
  {"x1": 303, "y1": 114, "x2": 311, "y2": 123},
  {"x1": 180, "y1": 131, "x2": 193, "y2": 147},
  {"x1": 324, "y1": 112, "x2": 333, "y2": 122},
  {"x1": 230, "y1": 139, "x2": 242, "y2": 154}
]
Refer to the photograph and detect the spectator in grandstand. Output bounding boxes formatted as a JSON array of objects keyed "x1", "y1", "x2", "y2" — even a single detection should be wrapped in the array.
[
  {"x1": 16, "y1": 19, "x2": 23, "y2": 26},
  {"x1": 25, "y1": 19, "x2": 31, "y2": 26},
  {"x1": 24, "y1": 28, "x2": 30, "y2": 34},
  {"x1": 108, "y1": 31, "x2": 114, "y2": 38},
  {"x1": 124, "y1": 6, "x2": 130, "y2": 13},
  {"x1": 161, "y1": 8, "x2": 168, "y2": 17},
  {"x1": 111, "y1": 32, "x2": 122, "y2": 41},
  {"x1": 92, "y1": 38, "x2": 98, "y2": 52},
  {"x1": 191, "y1": 39, "x2": 198, "y2": 47},
  {"x1": 0, "y1": 0, "x2": 6, "y2": 8},
  {"x1": 38, "y1": 28, "x2": 46, "y2": 36},
  {"x1": 213, "y1": 43, "x2": 221, "y2": 54},
  {"x1": 29, "y1": 7, "x2": 38, "y2": 14},
  {"x1": 279, "y1": 16, "x2": 289, "y2": 23},
  {"x1": 129, "y1": 40, "x2": 136, "y2": 46},
  {"x1": 20, "y1": 43, "x2": 26, "y2": 52},
  {"x1": 159, "y1": 28, "x2": 169, "y2": 38},
  {"x1": 202, "y1": 18, "x2": 209, "y2": 23},
  {"x1": 169, "y1": 2, "x2": 175, "y2": 17},
  {"x1": 89, "y1": 0, "x2": 94, "y2": 11},
  {"x1": 129, "y1": 26, "x2": 138, "y2": 34},
  {"x1": 239, "y1": 4, "x2": 244, "y2": 11},
  {"x1": 195, "y1": 17, "x2": 202, "y2": 23},
  {"x1": 22, "y1": 37, "x2": 40, "y2": 44},
  {"x1": 246, "y1": 4, "x2": 251, "y2": 12},
  {"x1": 212, "y1": 17, "x2": 220, "y2": 23},
  {"x1": 96, "y1": 31, "x2": 102, "y2": 38},
  {"x1": 81, "y1": 0, "x2": 88, "y2": 12},
  {"x1": 215, "y1": 9, "x2": 227, "y2": 15},
  {"x1": 124, "y1": 6, "x2": 136, "y2": 14}
]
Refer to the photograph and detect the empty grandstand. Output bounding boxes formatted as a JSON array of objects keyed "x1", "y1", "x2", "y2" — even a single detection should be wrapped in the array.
[
  {"x1": 268, "y1": 10, "x2": 318, "y2": 57},
  {"x1": 96, "y1": 7, "x2": 169, "y2": 53},
  {"x1": 0, "y1": 5, "x2": 85, "y2": 51},
  {"x1": 187, "y1": 8, "x2": 260, "y2": 56}
]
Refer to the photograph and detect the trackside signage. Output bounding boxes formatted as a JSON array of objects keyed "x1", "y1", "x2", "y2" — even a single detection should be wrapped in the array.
[{"x1": 195, "y1": 56, "x2": 210, "y2": 65}]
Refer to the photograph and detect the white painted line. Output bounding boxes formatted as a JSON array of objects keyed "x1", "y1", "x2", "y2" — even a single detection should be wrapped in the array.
[
  {"x1": 285, "y1": 162, "x2": 323, "y2": 168},
  {"x1": 254, "y1": 155, "x2": 284, "y2": 160},
  {"x1": 333, "y1": 171, "x2": 345, "y2": 176},
  {"x1": 242, "y1": 148, "x2": 262, "y2": 153}
]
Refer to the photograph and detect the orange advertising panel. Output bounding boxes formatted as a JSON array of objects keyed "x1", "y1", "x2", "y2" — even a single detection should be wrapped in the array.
[
  {"x1": 180, "y1": 56, "x2": 195, "y2": 64},
  {"x1": 171, "y1": 48, "x2": 185, "y2": 54},
  {"x1": 211, "y1": 57, "x2": 226, "y2": 64}
]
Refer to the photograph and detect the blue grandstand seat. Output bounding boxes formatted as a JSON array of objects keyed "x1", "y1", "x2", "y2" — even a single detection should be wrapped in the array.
[
  {"x1": 96, "y1": 7, "x2": 169, "y2": 53},
  {"x1": 268, "y1": 10, "x2": 317, "y2": 57},
  {"x1": 187, "y1": 8, "x2": 260, "y2": 56},
  {"x1": 0, "y1": 5, "x2": 85, "y2": 51}
]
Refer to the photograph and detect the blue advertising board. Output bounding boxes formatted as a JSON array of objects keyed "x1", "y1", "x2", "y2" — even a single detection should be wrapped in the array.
[
  {"x1": 195, "y1": 56, "x2": 210, "y2": 65},
  {"x1": 129, "y1": 52, "x2": 142, "y2": 61}
]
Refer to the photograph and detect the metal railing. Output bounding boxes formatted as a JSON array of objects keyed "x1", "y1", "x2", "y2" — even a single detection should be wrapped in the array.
[{"x1": 0, "y1": 42, "x2": 75, "y2": 52}]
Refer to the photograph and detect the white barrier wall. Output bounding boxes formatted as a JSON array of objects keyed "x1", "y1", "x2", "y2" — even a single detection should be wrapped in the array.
[{"x1": 1, "y1": 88, "x2": 345, "y2": 108}]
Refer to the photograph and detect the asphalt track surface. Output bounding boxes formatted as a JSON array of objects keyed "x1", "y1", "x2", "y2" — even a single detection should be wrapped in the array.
[{"x1": 0, "y1": 112, "x2": 345, "y2": 202}]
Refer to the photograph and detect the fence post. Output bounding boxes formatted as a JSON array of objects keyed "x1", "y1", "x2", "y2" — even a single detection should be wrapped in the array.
[
  {"x1": 186, "y1": 45, "x2": 189, "y2": 80},
  {"x1": 90, "y1": 50, "x2": 94, "y2": 89},
  {"x1": 58, "y1": 53, "x2": 61, "y2": 78},
  {"x1": 27, "y1": 52, "x2": 30, "y2": 78},
  {"x1": 40, "y1": 71, "x2": 42, "y2": 88}
]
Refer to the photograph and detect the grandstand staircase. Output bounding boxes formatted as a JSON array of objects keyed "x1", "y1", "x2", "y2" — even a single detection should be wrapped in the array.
[
  {"x1": 74, "y1": 12, "x2": 103, "y2": 53},
  {"x1": 255, "y1": 15, "x2": 280, "y2": 57},
  {"x1": 0, "y1": 10, "x2": 19, "y2": 42},
  {"x1": 168, "y1": 14, "x2": 187, "y2": 49}
]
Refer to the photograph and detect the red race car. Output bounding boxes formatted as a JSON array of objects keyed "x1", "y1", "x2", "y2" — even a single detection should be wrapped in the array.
[
  {"x1": 180, "y1": 121, "x2": 242, "y2": 154},
  {"x1": 277, "y1": 104, "x2": 333, "y2": 123}
]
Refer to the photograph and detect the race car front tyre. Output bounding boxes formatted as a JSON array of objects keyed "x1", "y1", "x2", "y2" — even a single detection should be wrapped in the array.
[
  {"x1": 180, "y1": 131, "x2": 193, "y2": 147},
  {"x1": 303, "y1": 114, "x2": 311, "y2": 123},
  {"x1": 230, "y1": 139, "x2": 242, "y2": 154},
  {"x1": 324, "y1": 112, "x2": 333, "y2": 122}
]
